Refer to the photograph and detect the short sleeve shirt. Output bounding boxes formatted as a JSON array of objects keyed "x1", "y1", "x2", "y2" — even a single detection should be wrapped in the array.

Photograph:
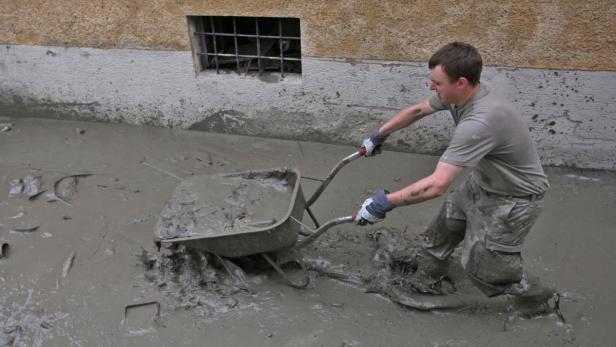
[{"x1": 429, "y1": 83, "x2": 549, "y2": 196}]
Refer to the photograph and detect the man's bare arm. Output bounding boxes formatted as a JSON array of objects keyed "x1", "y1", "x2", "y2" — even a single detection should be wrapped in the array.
[
  {"x1": 379, "y1": 97, "x2": 435, "y2": 136},
  {"x1": 387, "y1": 161, "x2": 464, "y2": 206}
]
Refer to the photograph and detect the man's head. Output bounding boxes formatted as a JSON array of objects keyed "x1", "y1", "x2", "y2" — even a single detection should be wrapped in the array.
[{"x1": 428, "y1": 42, "x2": 482, "y2": 105}]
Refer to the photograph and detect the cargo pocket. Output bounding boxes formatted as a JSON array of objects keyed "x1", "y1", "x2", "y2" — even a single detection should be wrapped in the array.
[
  {"x1": 444, "y1": 200, "x2": 466, "y2": 233},
  {"x1": 465, "y1": 242, "x2": 523, "y2": 285},
  {"x1": 485, "y1": 200, "x2": 541, "y2": 253}
]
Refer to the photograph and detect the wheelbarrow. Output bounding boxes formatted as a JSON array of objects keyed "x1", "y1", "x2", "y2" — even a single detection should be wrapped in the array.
[{"x1": 155, "y1": 148, "x2": 367, "y2": 288}]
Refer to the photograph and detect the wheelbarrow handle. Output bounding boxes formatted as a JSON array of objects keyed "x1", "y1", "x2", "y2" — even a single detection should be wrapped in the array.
[
  {"x1": 305, "y1": 148, "x2": 365, "y2": 207},
  {"x1": 294, "y1": 214, "x2": 356, "y2": 250}
]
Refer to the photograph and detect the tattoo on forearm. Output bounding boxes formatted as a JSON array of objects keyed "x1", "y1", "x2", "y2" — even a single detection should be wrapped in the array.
[{"x1": 410, "y1": 187, "x2": 429, "y2": 198}]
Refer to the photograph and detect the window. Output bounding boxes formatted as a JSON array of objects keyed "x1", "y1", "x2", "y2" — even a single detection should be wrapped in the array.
[{"x1": 187, "y1": 16, "x2": 302, "y2": 76}]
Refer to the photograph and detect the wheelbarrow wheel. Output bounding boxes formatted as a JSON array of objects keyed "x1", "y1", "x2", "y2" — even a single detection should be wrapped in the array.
[{"x1": 262, "y1": 252, "x2": 310, "y2": 289}]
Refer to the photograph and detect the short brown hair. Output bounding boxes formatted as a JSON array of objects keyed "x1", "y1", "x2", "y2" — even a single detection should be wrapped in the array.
[{"x1": 428, "y1": 42, "x2": 482, "y2": 86}]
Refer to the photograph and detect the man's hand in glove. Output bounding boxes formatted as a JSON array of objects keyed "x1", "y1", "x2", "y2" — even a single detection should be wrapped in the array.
[
  {"x1": 355, "y1": 190, "x2": 396, "y2": 225},
  {"x1": 361, "y1": 129, "x2": 388, "y2": 156}
]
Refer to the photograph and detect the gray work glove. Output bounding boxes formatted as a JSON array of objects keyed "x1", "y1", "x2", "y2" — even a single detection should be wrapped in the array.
[
  {"x1": 355, "y1": 190, "x2": 396, "y2": 225},
  {"x1": 361, "y1": 129, "x2": 388, "y2": 156}
]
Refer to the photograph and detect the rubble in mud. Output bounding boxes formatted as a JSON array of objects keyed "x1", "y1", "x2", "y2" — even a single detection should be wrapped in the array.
[
  {"x1": 141, "y1": 226, "x2": 466, "y2": 315},
  {"x1": 139, "y1": 245, "x2": 271, "y2": 318},
  {"x1": 365, "y1": 229, "x2": 456, "y2": 295},
  {"x1": 0, "y1": 289, "x2": 68, "y2": 347},
  {"x1": 8, "y1": 175, "x2": 43, "y2": 199},
  {"x1": 140, "y1": 226, "x2": 562, "y2": 320}
]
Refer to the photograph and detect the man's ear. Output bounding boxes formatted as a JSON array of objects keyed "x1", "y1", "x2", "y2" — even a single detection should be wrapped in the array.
[{"x1": 457, "y1": 77, "x2": 470, "y2": 88}]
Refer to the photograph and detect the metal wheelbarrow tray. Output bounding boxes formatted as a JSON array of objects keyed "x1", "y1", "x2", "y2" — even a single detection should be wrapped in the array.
[
  {"x1": 154, "y1": 167, "x2": 306, "y2": 257},
  {"x1": 154, "y1": 150, "x2": 364, "y2": 287}
]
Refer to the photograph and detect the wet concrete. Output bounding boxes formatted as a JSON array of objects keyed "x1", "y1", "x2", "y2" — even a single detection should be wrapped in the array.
[{"x1": 0, "y1": 118, "x2": 615, "y2": 346}]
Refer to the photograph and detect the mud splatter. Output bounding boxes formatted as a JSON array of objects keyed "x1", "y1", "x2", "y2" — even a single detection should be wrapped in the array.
[
  {"x1": 139, "y1": 246, "x2": 266, "y2": 320},
  {"x1": 0, "y1": 289, "x2": 68, "y2": 347}
]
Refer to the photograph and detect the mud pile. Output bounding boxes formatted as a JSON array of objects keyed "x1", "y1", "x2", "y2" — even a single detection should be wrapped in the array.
[
  {"x1": 139, "y1": 245, "x2": 276, "y2": 318},
  {"x1": 144, "y1": 226, "x2": 465, "y2": 315},
  {"x1": 154, "y1": 168, "x2": 296, "y2": 241},
  {"x1": 361, "y1": 229, "x2": 480, "y2": 311}
]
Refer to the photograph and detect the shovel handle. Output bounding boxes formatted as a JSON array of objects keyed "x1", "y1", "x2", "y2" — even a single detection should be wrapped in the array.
[{"x1": 305, "y1": 149, "x2": 364, "y2": 207}]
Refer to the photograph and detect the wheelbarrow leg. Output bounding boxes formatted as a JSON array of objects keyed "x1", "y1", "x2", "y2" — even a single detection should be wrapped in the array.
[
  {"x1": 262, "y1": 253, "x2": 310, "y2": 289},
  {"x1": 305, "y1": 206, "x2": 320, "y2": 229}
]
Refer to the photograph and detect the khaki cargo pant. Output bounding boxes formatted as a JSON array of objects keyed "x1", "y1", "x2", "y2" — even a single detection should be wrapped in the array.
[{"x1": 422, "y1": 174, "x2": 545, "y2": 297}]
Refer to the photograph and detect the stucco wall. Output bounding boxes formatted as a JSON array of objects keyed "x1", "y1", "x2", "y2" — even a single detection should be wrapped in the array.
[{"x1": 1, "y1": 0, "x2": 615, "y2": 71}]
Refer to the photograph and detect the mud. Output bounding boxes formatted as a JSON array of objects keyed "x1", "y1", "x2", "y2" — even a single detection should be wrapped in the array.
[
  {"x1": 8, "y1": 175, "x2": 42, "y2": 199},
  {"x1": 0, "y1": 118, "x2": 615, "y2": 346},
  {"x1": 139, "y1": 245, "x2": 257, "y2": 317},
  {"x1": 154, "y1": 169, "x2": 294, "y2": 240}
]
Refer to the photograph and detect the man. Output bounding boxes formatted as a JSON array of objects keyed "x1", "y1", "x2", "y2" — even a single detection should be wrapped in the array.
[{"x1": 356, "y1": 42, "x2": 556, "y2": 309}]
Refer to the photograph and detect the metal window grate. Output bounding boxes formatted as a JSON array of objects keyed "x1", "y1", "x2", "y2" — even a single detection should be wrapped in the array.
[{"x1": 189, "y1": 16, "x2": 302, "y2": 76}]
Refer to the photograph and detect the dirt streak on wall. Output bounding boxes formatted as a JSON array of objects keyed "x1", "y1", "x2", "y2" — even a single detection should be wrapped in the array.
[{"x1": 1, "y1": 0, "x2": 614, "y2": 71}]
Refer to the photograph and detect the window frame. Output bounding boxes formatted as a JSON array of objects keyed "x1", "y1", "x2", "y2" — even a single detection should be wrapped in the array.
[{"x1": 187, "y1": 15, "x2": 302, "y2": 77}]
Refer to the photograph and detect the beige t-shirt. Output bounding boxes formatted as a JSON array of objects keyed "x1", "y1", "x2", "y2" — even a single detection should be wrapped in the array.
[{"x1": 429, "y1": 83, "x2": 549, "y2": 196}]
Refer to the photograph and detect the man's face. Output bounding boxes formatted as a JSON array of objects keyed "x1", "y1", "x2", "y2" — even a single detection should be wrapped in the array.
[{"x1": 429, "y1": 65, "x2": 459, "y2": 104}]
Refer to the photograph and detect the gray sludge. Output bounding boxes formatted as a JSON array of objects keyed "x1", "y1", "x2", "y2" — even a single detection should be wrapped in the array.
[
  {"x1": 153, "y1": 170, "x2": 293, "y2": 241},
  {"x1": 146, "y1": 169, "x2": 299, "y2": 318},
  {"x1": 140, "y1": 245, "x2": 272, "y2": 317}
]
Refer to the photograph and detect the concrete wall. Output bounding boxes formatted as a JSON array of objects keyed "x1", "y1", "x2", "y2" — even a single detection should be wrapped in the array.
[
  {"x1": 2, "y1": 45, "x2": 614, "y2": 169},
  {"x1": 1, "y1": 1, "x2": 615, "y2": 169}
]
